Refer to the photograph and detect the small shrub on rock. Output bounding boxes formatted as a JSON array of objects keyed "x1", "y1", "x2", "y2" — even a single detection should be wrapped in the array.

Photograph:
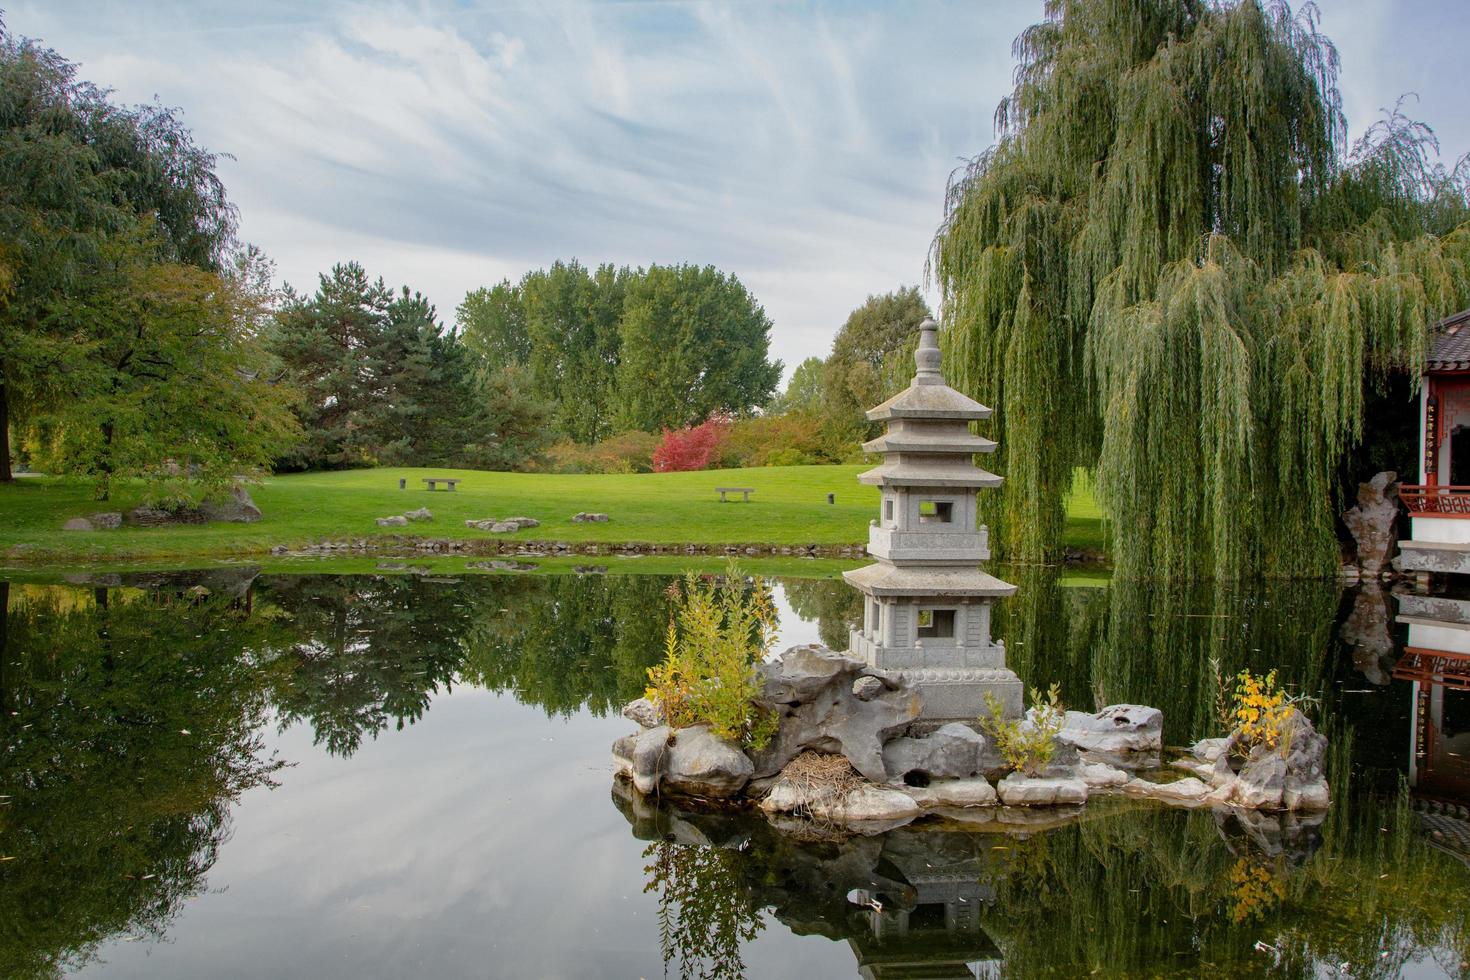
[
  {"x1": 645, "y1": 561, "x2": 779, "y2": 748},
  {"x1": 980, "y1": 684, "x2": 1064, "y2": 777}
]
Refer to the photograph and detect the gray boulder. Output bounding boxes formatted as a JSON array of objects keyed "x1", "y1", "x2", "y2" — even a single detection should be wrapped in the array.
[
  {"x1": 617, "y1": 725, "x2": 751, "y2": 799},
  {"x1": 404, "y1": 507, "x2": 433, "y2": 522},
  {"x1": 996, "y1": 772, "x2": 1088, "y2": 806},
  {"x1": 760, "y1": 778, "x2": 920, "y2": 829},
  {"x1": 572, "y1": 512, "x2": 610, "y2": 523},
  {"x1": 88, "y1": 512, "x2": 123, "y2": 529},
  {"x1": 882, "y1": 722, "x2": 994, "y2": 783},
  {"x1": 851, "y1": 676, "x2": 885, "y2": 701},
  {"x1": 622, "y1": 697, "x2": 663, "y2": 729},
  {"x1": 751, "y1": 644, "x2": 921, "y2": 783},
  {"x1": 903, "y1": 777, "x2": 997, "y2": 808},
  {"x1": 198, "y1": 485, "x2": 263, "y2": 523},
  {"x1": 376, "y1": 515, "x2": 409, "y2": 527},
  {"x1": 1052, "y1": 704, "x2": 1162, "y2": 755}
]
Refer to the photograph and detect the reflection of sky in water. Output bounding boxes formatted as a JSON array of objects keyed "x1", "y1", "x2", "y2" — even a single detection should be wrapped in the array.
[
  {"x1": 9, "y1": 574, "x2": 1464, "y2": 978},
  {"x1": 74, "y1": 586, "x2": 854, "y2": 979}
]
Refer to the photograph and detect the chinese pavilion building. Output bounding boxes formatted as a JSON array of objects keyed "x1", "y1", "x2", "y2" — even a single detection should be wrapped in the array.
[
  {"x1": 844, "y1": 317, "x2": 1023, "y2": 724},
  {"x1": 1400, "y1": 308, "x2": 1470, "y2": 579}
]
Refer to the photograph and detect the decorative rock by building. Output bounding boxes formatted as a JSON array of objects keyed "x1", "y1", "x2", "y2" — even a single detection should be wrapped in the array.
[{"x1": 844, "y1": 317, "x2": 1023, "y2": 723}]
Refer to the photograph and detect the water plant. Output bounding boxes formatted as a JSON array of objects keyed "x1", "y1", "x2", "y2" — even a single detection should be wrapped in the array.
[
  {"x1": 644, "y1": 561, "x2": 780, "y2": 749},
  {"x1": 980, "y1": 683, "x2": 1065, "y2": 777}
]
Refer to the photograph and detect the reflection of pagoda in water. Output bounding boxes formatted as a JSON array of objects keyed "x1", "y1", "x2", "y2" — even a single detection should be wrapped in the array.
[
  {"x1": 1392, "y1": 593, "x2": 1470, "y2": 810},
  {"x1": 612, "y1": 782, "x2": 1004, "y2": 979}
]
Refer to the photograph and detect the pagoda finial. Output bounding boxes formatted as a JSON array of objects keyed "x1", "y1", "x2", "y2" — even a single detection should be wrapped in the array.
[{"x1": 914, "y1": 317, "x2": 942, "y2": 385}]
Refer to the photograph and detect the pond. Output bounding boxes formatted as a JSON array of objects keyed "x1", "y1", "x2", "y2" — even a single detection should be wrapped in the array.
[{"x1": 1, "y1": 566, "x2": 1467, "y2": 978}]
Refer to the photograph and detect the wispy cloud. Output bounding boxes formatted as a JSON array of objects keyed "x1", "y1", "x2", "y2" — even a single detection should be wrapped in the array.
[{"x1": 11, "y1": 0, "x2": 1470, "y2": 377}]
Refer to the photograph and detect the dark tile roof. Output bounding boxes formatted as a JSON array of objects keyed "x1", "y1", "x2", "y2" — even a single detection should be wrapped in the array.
[{"x1": 1428, "y1": 309, "x2": 1470, "y2": 371}]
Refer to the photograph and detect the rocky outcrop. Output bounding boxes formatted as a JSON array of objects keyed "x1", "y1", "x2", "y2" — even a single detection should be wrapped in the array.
[
  {"x1": 572, "y1": 512, "x2": 610, "y2": 523},
  {"x1": 1341, "y1": 470, "x2": 1398, "y2": 577},
  {"x1": 89, "y1": 511, "x2": 123, "y2": 529},
  {"x1": 376, "y1": 515, "x2": 409, "y2": 527},
  {"x1": 403, "y1": 507, "x2": 433, "y2": 522},
  {"x1": 1188, "y1": 710, "x2": 1330, "y2": 811},
  {"x1": 750, "y1": 644, "x2": 922, "y2": 783}
]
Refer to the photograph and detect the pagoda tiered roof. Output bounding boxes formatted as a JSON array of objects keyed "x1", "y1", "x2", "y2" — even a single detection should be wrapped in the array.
[
  {"x1": 842, "y1": 562, "x2": 1017, "y2": 598},
  {"x1": 864, "y1": 383, "x2": 992, "y2": 422},
  {"x1": 857, "y1": 459, "x2": 1002, "y2": 488},
  {"x1": 861, "y1": 426, "x2": 996, "y2": 455}
]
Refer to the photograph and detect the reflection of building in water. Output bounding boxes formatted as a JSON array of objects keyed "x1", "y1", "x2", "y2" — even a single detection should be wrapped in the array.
[
  {"x1": 1393, "y1": 593, "x2": 1470, "y2": 810},
  {"x1": 847, "y1": 868, "x2": 1001, "y2": 980}
]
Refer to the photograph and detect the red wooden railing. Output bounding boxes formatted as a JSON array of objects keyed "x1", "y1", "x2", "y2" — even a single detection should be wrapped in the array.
[
  {"x1": 1400, "y1": 484, "x2": 1470, "y2": 516},
  {"x1": 1393, "y1": 647, "x2": 1470, "y2": 690}
]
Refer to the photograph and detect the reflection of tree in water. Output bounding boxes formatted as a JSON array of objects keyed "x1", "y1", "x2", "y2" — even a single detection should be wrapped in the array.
[
  {"x1": 459, "y1": 574, "x2": 672, "y2": 719},
  {"x1": 997, "y1": 569, "x2": 1341, "y2": 745},
  {"x1": 779, "y1": 577, "x2": 863, "y2": 651},
  {"x1": 257, "y1": 575, "x2": 471, "y2": 756},
  {"x1": 642, "y1": 840, "x2": 765, "y2": 980},
  {"x1": 0, "y1": 585, "x2": 287, "y2": 980},
  {"x1": 255, "y1": 573, "x2": 674, "y2": 753}
]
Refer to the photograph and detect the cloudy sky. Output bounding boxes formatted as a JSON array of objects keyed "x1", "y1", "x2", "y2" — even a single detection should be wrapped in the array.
[{"x1": 9, "y1": 0, "x2": 1470, "y2": 378}]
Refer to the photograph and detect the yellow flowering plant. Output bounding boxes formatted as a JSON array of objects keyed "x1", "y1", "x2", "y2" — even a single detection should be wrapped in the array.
[{"x1": 1232, "y1": 668, "x2": 1293, "y2": 752}]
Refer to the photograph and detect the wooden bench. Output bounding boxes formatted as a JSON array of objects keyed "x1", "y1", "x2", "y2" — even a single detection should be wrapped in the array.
[
  {"x1": 422, "y1": 477, "x2": 460, "y2": 492},
  {"x1": 716, "y1": 487, "x2": 755, "y2": 503}
]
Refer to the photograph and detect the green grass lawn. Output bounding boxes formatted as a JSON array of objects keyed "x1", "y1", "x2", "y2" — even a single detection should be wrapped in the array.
[{"x1": 0, "y1": 465, "x2": 1108, "y2": 565}]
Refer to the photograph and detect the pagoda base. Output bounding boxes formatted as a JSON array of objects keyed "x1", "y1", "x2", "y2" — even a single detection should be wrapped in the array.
[{"x1": 889, "y1": 666, "x2": 1023, "y2": 725}]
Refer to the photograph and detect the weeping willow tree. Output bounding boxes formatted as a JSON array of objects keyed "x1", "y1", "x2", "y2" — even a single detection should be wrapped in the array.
[{"x1": 934, "y1": 0, "x2": 1470, "y2": 578}]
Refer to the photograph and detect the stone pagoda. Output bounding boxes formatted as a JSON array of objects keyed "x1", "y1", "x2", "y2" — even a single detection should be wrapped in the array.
[{"x1": 844, "y1": 317, "x2": 1023, "y2": 724}]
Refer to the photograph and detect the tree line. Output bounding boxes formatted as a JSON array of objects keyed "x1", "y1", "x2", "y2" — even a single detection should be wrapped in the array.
[
  {"x1": 457, "y1": 260, "x2": 782, "y2": 444},
  {"x1": 0, "y1": 21, "x2": 784, "y2": 497}
]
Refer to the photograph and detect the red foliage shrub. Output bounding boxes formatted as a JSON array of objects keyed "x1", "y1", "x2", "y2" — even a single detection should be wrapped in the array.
[{"x1": 653, "y1": 415, "x2": 732, "y2": 472}]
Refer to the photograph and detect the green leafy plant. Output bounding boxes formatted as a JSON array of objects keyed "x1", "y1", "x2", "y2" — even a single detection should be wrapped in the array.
[
  {"x1": 980, "y1": 684, "x2": 1065, "y2": 777},
  {"x1": 645, "y1": 561, "x2": 780, "y2": 749}
]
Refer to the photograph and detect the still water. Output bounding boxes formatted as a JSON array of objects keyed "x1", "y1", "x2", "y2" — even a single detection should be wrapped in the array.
[{"x1": 1, "y1": 566, "x2": 1467, "y2": 978}]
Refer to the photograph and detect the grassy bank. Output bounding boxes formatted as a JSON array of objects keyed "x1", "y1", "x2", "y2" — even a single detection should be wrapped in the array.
[{"x1": 0, "y1": 465, "x2": 1107, "y2": 564}]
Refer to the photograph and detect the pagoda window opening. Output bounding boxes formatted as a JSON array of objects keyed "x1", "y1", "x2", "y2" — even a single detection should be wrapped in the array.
[
  {"x1": 918, "y1": 500, "x2": 954, "y2": 524},
  {"x1": 917, "y1": 608, "x2": 956, "y2": 639},
  {"x1": 883, "y1": 498, "x2": 894, "y2": 522}
]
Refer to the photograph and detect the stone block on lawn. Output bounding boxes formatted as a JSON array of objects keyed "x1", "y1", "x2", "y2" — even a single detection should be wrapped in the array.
[
  {"x1": 198, "y1": 485, "x2": 263, "y2": 523},
  {"x1": 88, "y1": 512, "x2": 124, "y2": 529},
  {"x1": 376, "y1": 515, "x2": 409, "y2": 527},
  {"x1": 572, "y1": 512, "x2": 610, "y2": 523},
  {"x1": 404, "y1": 507, "x2": 433, "y2": 522}
]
